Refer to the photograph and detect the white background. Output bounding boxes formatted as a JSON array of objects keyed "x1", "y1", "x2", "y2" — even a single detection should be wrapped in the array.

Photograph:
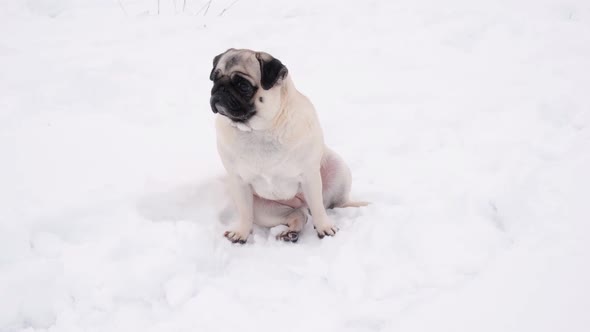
[{"x1": 1, "y1": 1, "x2": 589, "y2": 331}]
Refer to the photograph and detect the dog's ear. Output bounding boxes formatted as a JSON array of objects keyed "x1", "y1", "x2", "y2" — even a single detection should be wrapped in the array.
[
  {"x1": 256, "y1": 52, "x2": 288, "y2": 90},
  {"x1": 209, "y1": 53, "x2": 223, "y2": 81},
  {"x1": 210, "y1": 48, "x2": 235, "y2": 81}
]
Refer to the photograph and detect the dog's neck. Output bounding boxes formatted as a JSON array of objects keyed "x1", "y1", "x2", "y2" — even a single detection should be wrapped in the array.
[{"x1": 271, "y1": 76, "x2": 299, "y2": 130}]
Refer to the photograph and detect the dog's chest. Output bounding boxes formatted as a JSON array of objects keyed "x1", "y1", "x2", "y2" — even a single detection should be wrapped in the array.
[
  {"x1": 249, "y1": 173, "x2": 301, "y2": 200},
  {"x1": 231, "y1": 132, "x2": 303, "y2": 200}
]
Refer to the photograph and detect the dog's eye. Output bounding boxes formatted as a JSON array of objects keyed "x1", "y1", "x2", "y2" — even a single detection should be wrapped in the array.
[
  {"x1": 238, "y1": 82, "x2": 249, "y2": 91},
  {"x1": 234, "y1": 77, "x2": 252, "y2": 94}
]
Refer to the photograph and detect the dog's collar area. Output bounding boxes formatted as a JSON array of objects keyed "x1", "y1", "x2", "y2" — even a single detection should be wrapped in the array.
[{"x1": 230, "y1": 120, "x2": 253, "y2": 132}]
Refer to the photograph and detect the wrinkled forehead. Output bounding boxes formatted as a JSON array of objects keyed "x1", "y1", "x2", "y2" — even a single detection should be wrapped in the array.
[{"x1": 217, "y1": 50, "x2": 260, "y2": 81}]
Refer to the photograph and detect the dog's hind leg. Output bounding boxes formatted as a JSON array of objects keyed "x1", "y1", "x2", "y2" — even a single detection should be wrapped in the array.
[
  {"x1": 252, "y1": 196, "x2": 307, "y2": 243},
  {"x1": 275, "y1": 208, "x2": 307, "y2": 243}
]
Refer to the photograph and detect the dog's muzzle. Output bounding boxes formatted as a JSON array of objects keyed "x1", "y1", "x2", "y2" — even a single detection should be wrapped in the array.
[
  {"x1": 213, "y1": 102, "x2": 228, "y2": 115},
  {"x1": 210, "y1": 93, "x2": 256, "y2": 122}
]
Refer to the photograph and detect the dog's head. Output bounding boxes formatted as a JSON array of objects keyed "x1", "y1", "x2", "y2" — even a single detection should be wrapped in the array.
[{"x1": 209, "y1": 48, "x2": 288, "y2": 128}]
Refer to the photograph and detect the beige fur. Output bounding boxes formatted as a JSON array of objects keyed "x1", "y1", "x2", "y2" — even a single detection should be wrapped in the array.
[{"x1": 211, "y1": 49, "x2": 365, "y2": 243}]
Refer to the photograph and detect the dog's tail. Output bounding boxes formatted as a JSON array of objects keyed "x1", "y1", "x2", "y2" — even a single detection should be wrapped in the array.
[{"x1": 338, "y1": 201, "x2": 371, "y2": 208}]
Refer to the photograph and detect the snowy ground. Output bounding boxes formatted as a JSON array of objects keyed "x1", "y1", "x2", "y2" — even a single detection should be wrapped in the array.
[{"x1": 1, "y1": 0, "x2": 590, "y2": 331}]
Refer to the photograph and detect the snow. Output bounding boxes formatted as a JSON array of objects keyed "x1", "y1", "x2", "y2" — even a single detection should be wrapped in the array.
[{"x1": 1, "y1": 0, "x2": 590, "y2": 331}]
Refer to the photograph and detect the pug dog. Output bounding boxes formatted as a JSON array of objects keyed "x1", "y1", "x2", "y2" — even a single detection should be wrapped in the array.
[{"x1": 210, "y1": 48, "x2": 367, "y2": 243}]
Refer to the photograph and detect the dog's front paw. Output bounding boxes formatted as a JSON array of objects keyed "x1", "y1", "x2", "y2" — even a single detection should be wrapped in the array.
[
  {"x1": 314, "y1": 220, "x2": 338, "y2": 239},
  {"x1": 223, "y1": 226, "x2": 251, "y2": 244}
]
